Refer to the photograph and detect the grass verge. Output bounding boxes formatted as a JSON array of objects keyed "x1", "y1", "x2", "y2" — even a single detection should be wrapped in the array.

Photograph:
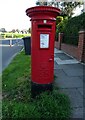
[{"x1": 2, "y1": 51, "x2": 71, "y2": 119}]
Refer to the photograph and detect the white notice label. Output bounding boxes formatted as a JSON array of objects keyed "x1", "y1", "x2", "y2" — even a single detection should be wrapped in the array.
[{"x1": 40, "y1": 34, "x2": 49, "y2": 48}]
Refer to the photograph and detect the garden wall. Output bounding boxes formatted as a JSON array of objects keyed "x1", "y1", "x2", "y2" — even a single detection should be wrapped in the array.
[{"x1": 55, "y1": 30, "x2": 85, "y2": 62}]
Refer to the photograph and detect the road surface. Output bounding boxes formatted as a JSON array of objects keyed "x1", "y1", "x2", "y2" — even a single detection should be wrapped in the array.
[{"x1": 0, "y1": 39, "x2": 24, "y2": 73}]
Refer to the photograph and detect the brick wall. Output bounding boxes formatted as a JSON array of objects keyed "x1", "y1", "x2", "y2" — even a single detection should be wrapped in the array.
[
  {"x1": 55, "y1": 30, "x2": 85, "y2": 62},
  {"x1": 78, "y1": 30, "x2": 85, "y2": 62},
  {"x1": 55, "y1": 41, "x2": 78, "y2": 59}
]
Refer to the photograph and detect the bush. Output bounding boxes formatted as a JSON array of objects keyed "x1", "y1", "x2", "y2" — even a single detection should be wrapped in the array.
[
  {"x1": 56, "y1": 18, "x2": 68, "y2": 41},
  {"x1": 2, "y1": 33, "x2": 31, "y2": 39},
  {"x1": 56, "y1": 13, "x2": 85, "y2": 46},
  {"x1": 1, "y1": 33, "x2": 5, "y2": 38},
  {"x1": 56, "y1": 16, "x2": 64, "y2": 25}
]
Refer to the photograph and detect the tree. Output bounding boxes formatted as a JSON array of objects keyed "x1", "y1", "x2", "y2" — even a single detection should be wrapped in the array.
[
  {"x1": 56, "y1": 16, "x2": 64, "y2": 25},
  {"x1": 16, "y1": 29, "x2": 20, "y2": 33},
  {"x1": 36, "y1": 0, "x2": 59, "y2": 7},
  {"x1": 36, "y1": 0, "x2": 83, "y2": 18},
  {"x1": 36, "y1": 0, "x2": 48, "y2": 6},
  {"x1": 28, "y1": 28, "x2": 31, "y2": 33},
  {"x1": 48, "y1": 0, "x2": 60, "y2": 7},
  {"x1": 11, "y1": 29, "x2": 16, "y2": 33},
  {"x1": 0, "y1": 28, "x2": 6, "y2": 32},
  {"x1": 60, "y1": 2, "x2": 84, "y2": 18}
]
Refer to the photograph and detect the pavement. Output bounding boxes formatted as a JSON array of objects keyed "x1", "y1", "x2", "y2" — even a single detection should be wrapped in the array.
[{"x1": 54, "y1": 48, "x2": 85, "y2": 119}]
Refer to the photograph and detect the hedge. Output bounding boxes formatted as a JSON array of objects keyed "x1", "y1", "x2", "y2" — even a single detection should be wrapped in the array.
[
  {"x1": 56, "y1": 13, "x2": 85, "y2": 46},
  {"x1": 1, "y1": 33, "x2": 31, "y2": 39}
]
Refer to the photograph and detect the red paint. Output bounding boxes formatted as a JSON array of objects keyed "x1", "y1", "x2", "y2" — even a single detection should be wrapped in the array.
[{"x1": 26, "y1": 6, "x2": 60, "y2": 84}]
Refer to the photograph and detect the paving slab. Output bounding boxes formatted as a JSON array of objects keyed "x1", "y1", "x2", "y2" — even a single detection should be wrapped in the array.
[
  {"x1": 55, "y1": 59, "x2": 79, "y2": 65},
  {"x1": 64, "y1": 69, "x2": 83, "y2": 77},
  {"x1": 54, "y1": 48, "x2": 63, "y2": 53},
  {"x1": 54, "y1": 76, "x2": 83, "y2": 88},
  {"x1": 54, "y1": 63, "x2": 84, "y2": 70},
  {"x1": 60, "y1": 88, "x2": 83, "y2": 108},
  {"x1": 72, "y1": 107, "x2": 83, "y2": 118},
  {"x1": 77, "y1": 88, "x2": 83, "y2": 96},
  {"x1": 55, "y1": 53, "x2": 73, "y2": 60},
  {"x1": 83, "y1": 88, "x2": 85, "y2": 99},
  {"x1": 79, "y1": 76, "x2": 83, "y2": 80},
  {"x1": 54, "y1": 58, "x2": 61, "y2": 64},
  {"x1": 54, "y1": 48, "x2": 84, "y2": 119},
  {"x1": 54, "y1": 69, "x2": 67, "y2": 78}
]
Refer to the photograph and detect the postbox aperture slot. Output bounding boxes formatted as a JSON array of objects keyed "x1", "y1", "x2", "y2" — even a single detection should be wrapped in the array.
[
  {"x1": 38, "y1": 24, "x2": 52, "y2": 29},
  {"x1": 40, "y1": 34, "x2": 49, "y2": 49}
]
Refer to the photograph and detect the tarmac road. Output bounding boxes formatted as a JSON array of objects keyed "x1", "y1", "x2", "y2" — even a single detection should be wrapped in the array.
[
  {"x1": 0, "y1": 39, "x2": 24, "y2": 73},
  {"x1": 1, "y1": 39, "x2": 22, "y2": 45}
]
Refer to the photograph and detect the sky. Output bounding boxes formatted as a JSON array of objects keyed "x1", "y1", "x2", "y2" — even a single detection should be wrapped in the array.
[
  {"x1": 0, "y1": 0, "x2": 84, "y2": 31},
  {"x1": 0, "y1": 0, "x2": 36, "y2": 31}
]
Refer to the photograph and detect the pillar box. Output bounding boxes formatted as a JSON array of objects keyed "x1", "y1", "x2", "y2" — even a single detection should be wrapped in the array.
[{"x1": 26, "y1": 6, "x2": 60, "y2": 97}]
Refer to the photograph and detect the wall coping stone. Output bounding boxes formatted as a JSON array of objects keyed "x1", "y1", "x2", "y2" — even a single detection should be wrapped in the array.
[{"x1": 79, "y1": 30, "x2": 85, "y2": 34}]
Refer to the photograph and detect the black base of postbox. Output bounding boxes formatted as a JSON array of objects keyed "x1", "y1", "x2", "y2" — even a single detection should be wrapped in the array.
[{"x1": 31, "y1": 81, "x2": 53, "y2": 98}]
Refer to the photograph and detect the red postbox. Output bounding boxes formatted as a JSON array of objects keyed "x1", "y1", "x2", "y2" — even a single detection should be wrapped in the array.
[{"x1": 26, "y1": 6, "x2": 60, "y2": 97}]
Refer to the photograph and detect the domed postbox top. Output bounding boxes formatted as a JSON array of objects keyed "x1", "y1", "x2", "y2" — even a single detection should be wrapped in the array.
[{"x1": 26, "y1": 6, "x2": 60, "y2": 20}]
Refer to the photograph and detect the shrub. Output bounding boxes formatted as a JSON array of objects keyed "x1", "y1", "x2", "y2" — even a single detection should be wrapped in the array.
[
  {"x1": 56, "y1": 16, "x2": 64, "y2": 25},
  {"x1": 56, "y1": 18, "x2": 68, "y2": 41},
  {"x1": 1, "y1": 33, "x2": 5, "y2": 38},
  {"x1": 56, "y1": 13, "x2": 85, "y2": 46},
  {"x1": 1, "y1": 33, "x2": 31, "y2": 39}
]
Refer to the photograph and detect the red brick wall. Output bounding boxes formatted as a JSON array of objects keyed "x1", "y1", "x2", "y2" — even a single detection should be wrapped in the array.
[
  {"x1": 55, "y1": 41, "x2": 59, "y2": 49},
  {"x1": 78, "y1": 31, "x2": 85, "y2": 62},
  {"x1": 55, "y1": 31, "x2": 85, "y2": 62},
  {"x1": 55, "y1": 41, "x2": 78, "y2": 59}
]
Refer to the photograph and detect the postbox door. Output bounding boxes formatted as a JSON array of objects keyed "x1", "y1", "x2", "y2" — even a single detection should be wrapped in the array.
[
  {"x1": 39, "y1": 32, "x2": 54, "y2": 84},
  {"x1": 32, "y1": 29, "x2": 54, "y2": 84}
]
